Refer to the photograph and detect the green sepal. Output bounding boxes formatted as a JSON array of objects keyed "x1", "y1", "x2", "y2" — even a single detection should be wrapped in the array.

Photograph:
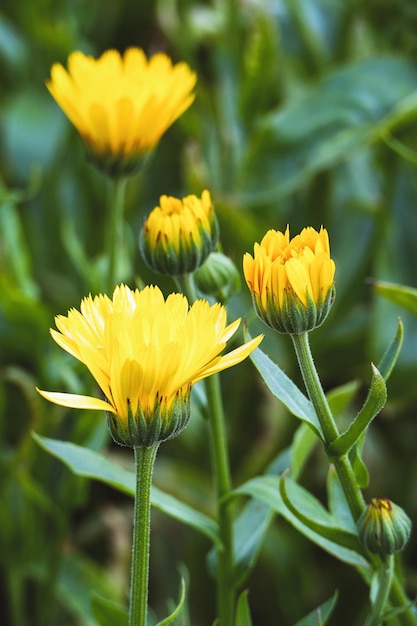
[
  {"x1": 91, "y1": 593, "x2": 128, "y2": 626},
  {"x1": 326, "y1": 364, "x2": 387, "y2": 458},
  {"x1": 279, "y1": 473, "x2": 364, "y2": 554},
  {"x1": 372, "y1": 280, "x2": 417, "y2": 316},
  {"x1": 85, "y1": 144, "x2": 153, "y2": 178},
  {"x1": 254, "y1": 285, "x2": 335, "y2": 335},
  {"x1": 235, "y1": 590, "x2": 253, "y2": 626},
  {"x1": 107, "y1": 389, "x2": 191, "y2": 448},
  {"x1": 155, "y1": 577, "x2": 186, "y2": 626},
  {"x1": 293, "y1": 591, "x2": 338, "y2": 626}
]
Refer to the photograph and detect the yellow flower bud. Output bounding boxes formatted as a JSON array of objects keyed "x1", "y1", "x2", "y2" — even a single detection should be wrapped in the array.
[
  {"x1": 139, "y1": 190, "x2": 219, "y2": 275},
  {"x1": 357, "y1": 498, "x2": 412, "y2": 556},
  {"x1": 244, "y1": 226, "x2": 335, "y2": 334}
]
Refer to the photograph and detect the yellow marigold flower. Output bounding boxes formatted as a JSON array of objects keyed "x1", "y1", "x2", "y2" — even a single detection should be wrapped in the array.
[
  {"x1": 244, "y1": 226, "x2": 335, "y2": 334},
  {"x1": 139, "y1": 190, "x2": 219, "y2": 275},
  {"x1": 46, "y1": 48, "x2": 197, "y2": 176},
  {"x1": 37, "y1": 284, "x2": 263, "y2": 447}
]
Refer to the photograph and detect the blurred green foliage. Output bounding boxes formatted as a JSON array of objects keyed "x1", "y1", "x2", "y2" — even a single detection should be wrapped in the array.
[{"x1": 2, "y1": 0, "x2": 417, "y2": 624}]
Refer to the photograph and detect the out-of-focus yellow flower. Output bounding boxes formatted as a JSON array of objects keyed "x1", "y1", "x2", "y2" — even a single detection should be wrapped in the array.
[
  {"x1": 37, "y1": 284, "x2": 263, "y2": 447},
  {"x1": 46, "y1": 48, "x2": 197, "y2": 176},
  {"x1": 244, "y1": 226, "x2": 335, "y2": 334},
  {"x1": 139, "y1": 190, "x2": 219, "y2": 275}
]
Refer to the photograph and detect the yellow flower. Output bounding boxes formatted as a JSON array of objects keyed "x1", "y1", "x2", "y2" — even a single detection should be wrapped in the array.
[
  {"x1": 37, "y1": 284, "x2": 263, "y2": 447},
  {"x1": 46, "y1": 48, "x2": 197, "y2": 176},
  {"x1": 244, "y1": 226, "x2": 335, "y2": 334},
  {"x1": 139, "y1": 190, "x2": 219, "y2": 275}
]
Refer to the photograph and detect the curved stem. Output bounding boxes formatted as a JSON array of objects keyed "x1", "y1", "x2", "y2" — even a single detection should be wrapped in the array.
[
  {"x1": 129, "y1": 444, "x2": 159, "y2": 626},
  {"x1": 107, "y1": 176, "x2": 128, "y2": 293},
  {"x1": 291, "y1": 332, "x2": 365, "y2": 521},
  {"x1": 291, "y1": 332, "x2": 417, "y2": 625},
  {"x1": 363, "y1": 555, "x2": 394, "y2": 626}
]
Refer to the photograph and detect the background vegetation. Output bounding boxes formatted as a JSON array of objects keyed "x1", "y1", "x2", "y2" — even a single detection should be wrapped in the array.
[{"x1": 1, "y1": 0, "x2": 417, "y2": 624}]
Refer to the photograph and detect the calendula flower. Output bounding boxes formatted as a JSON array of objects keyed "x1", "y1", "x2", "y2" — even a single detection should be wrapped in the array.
[
  {"x1": 46, "y1": 48, "x2": 197, "y2": 176},
  {"x1": 244, "y1": 226, "x2": 335, "y2": 334},
  {"x1": 357, "y1": 498, "x2": 411, "y2": 556},
  {"x1": 37, "y1": 284, "x2": 263, "y2": 447},
  {"x1": 139, "y1": 190, "x2": 219, "y2": 275}
]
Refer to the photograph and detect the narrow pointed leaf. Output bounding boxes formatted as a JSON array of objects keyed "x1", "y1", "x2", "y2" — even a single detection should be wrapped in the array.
[
  {"x1": 233, "y1": 475, "x2": 368, "y2": 567},
  {"x1": 32, "y1": 433, "x2": 221, "y2": 547},
  {"x1": 372, "y1": 280, "x2": 417, "y2": 316},
  {"x1": 327, "y1": 364, "x2": 387, "y2": 457},
  {"x1": 244, "y1": 335, "x2": 323, "y2": 439},
  {"x1": 293, "y1": 591, "x2": 338, "y2": 626},
  {"x1": 279, "y1": 474, "x2": 364, "y2": 554},
  {"x1": 235, "y1": 590, "x2": 253, "y2": 626},
  {"x1": 91, "y1": 593, "x2": 128, "y2": 626},
  {"x1": 376, "y1": 317, "x2": 404, "y2": 381},
  {"x1": 155, "y1": 578, "x2": 186, "y2": 626}
]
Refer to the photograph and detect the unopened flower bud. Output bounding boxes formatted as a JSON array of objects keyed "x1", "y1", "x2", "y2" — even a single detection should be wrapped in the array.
[
  {"x1": 194, "y1": 252, "x2": 241, "y2": 302},
  {"x1": 139, "y1": 190, "x2": 219, "y2": 275},
  {"x1": 357, "y1": 498, "x2": 412, "y2": 556}
]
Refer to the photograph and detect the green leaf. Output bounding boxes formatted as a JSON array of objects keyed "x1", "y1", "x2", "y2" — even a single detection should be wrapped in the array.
[
  {"x1": 327, "y1": 364, "x2": 387, "y2": 457},
  {"x1": 326, "y1": 468, "x2": 356, "y2": 533},
  {"x1": 291, "y1": 422, "x2": 318, "y2": 481},
  {"x1": 91, "y1": 593, "x2": 128, "y2": 626},
  {"x1": 32, "y1": 433, "x2": 221, "y2": 548},
  {"x1": 233, "y1": 475, "x2": 368, "y2": 568},
  {"x1": 279, "y1": 473, "x2": 364, "y2": 554},
  {"x1": 240, "y1": 57, "x2": 417, "y2": 204},
  {"x1": 372, "y1": 281, "x2": 417, "y2": 316},
  {"x1": 246, "y1": 342, "x2": 323, "y2": 439},
  {"x1": 349, "y1": 437, "x2": 370, "y2": 489},
  {"x1": 155, "y1": 577, "x2": 186, "y2": 626},
  {"x1": 235, "y1": 590, "x2": 253, "y2": 626},
  {"x1": 376, "y1": 317, "x2": 404, "y2": 381},
  {"x1": 232, "y1": 497, "x2": 275, "y2": 585},
  {"x1": 293, "y1": 591, "x2": 339, "y2": 626}
]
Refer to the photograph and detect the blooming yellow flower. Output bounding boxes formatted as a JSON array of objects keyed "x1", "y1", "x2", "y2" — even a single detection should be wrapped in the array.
[
  {"x1": 139, "y1": 190, "x2": 219, "y2": 275},
  {"x1": 244, "y1": 226, "x2": 335, "y2": 334},
  {"x1": 37, "y1": 284, "x2": 263, "y2": 446},
  {"x1": 46, "y1": 48, "x2": 197, "y2": 176}
]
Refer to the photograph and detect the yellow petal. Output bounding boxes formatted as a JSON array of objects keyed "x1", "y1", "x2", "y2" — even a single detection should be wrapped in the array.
[{"x1": 36, "y1": 388, "x2": 115, "y2": 413}]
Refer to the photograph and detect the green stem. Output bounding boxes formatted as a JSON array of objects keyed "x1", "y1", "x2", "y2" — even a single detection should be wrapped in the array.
[
  {"x1": 175, "y1": 272, "x2": 235, "y2": 626},
  {"x1": 129, "y1": 444, "x2": 159, "y2": 626},
  {"x1": 204, "y1": 373, "x2": 235, "y2": 626},
  {"x1": 107, "y1": 176, "x2": 128, "y2": 293},
  {"x1": 291, "y1": 332, "x2": 417, "y2": 625},
  {"x1": 291, "y1": 332, "x2": 365, "y2": 521},
  {"x1": 363, "y1": 555, "x2": 394, "y2": 626},
  {"x1": 389, "y1": 577, "x2": 417, "y2": 626}
]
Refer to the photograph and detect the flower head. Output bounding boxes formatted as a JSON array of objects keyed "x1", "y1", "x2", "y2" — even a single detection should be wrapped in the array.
[
  {"x1": 46, "y1": 48, "x2": 197, "y2": 176},
  {"x1": 244, "y1": 226, "x2": 335, "y2": 334},
  {"x1": 357, "y1": 498, "x2": 412, "y2": 556},
  {"x1": 139, "y1": 190, "x2": 219, "y2": 275},
  {"x1": 37, "y1": 284, "x2": 262, "y2": 447}
]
